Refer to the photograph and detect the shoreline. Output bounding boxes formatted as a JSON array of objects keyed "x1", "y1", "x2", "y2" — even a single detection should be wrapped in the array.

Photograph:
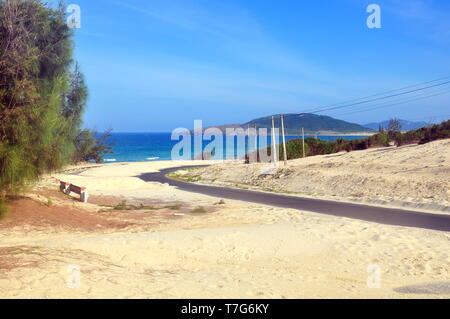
[{"x1": 101, "y1": 132, "x2": 376, "y2": 164}]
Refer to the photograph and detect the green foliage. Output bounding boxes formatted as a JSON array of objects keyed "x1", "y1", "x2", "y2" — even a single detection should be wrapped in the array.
[
  {"x1": 304, "y1": 137, "x2": 336, "y2": 155},
  {"x1": 275, "y1": 119, "x2": 450, "y2": 161},
  {"x1": 74, "y1": 129, "x2": 115, "y2": 163},
  {"x1": 0, "y1": 0, "x2": 112, "y2": 223},
  {"x1": 417, "y1": 120, "x2": 450, "y2": 145},
  {"x1": 284, "y1": 139, "x2": 310, "y2": 159},
  {"x1": 165, "y1": 205, "x2": 181, "y2": 210},
  {"x1": 0, "y1": 0, "x2": 85, "y2": 197},
  {"x1": 368, "y1": 131, "x2": 390, "y2": 147},
  {"x1": 0, "y1": 197, "x2": 8, "y2": 220},
  {"x1": 113, "y1": 200, "x2": 134, "y2": 211},
  {"x1": 387, "y1": 118, "x2": 402, "y2": 143},
  {"x1": 245, "y1": 113, "x2": 372, "y2": 135},
  {"x1": 73, "y1": 129, "x2": 97, "y2": 163},
  {"x1": 191, "y1": 207, "x2": 207, "y2": 214},
  {"x1": 112, "y1": 200, "x2": 157, "y2": 211}
]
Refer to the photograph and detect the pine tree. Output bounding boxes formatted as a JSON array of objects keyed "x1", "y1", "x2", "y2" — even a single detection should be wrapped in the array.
[{"x1": 0, "y1": 0, "x2": 87, "y2": 214}]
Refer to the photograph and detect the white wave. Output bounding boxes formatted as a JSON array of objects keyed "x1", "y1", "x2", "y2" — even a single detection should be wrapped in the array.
[
  {"x1": 105, "y1": 159, "x2": 117, "y2": 162},
  {"x1": 146, "y1": 157, "x2": 160, "y2": 161}
]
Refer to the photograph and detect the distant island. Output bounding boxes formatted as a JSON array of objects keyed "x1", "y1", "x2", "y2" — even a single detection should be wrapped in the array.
[
  {"x1": 201, "y1": 113, "x2": 374, "y2": 135},
  {"x1": 363, "y1": 119, "x2": 429, "y2": 132}
]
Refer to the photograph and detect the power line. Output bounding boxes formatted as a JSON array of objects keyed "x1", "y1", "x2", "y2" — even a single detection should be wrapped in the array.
[
  {"x1": 332, "y1": 88, "x2": 450, "y2": 117},
  {"x1": 305, "y1": 80, "x2": 450, "y2": 114},
  {"x1": 331, "y1": 86, "x2": 450, "y2": 116},
  {"x1": 333, "y1": 89, "x2": 450, "y2": 117},
  {"x1": 301, "y1": 75, "x2": 450, "y2": 113}
]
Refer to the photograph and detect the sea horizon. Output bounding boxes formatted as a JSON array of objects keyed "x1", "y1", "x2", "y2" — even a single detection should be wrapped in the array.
[{"x1": 101, "y1": 132, "x2": 369, "y2": 163}]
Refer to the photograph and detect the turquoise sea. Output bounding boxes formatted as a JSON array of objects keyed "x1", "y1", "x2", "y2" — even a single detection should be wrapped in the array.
[{"x1": 101, "y1": 133, "x2": 367, "y2": 163}]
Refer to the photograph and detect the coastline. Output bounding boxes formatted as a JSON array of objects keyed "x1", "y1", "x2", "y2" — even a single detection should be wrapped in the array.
[{"x1": 102, "y1": 132, "x2": 374, "y2": 163}]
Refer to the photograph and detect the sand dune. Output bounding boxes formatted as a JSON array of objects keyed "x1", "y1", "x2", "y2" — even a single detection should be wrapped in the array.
[
  {"x1": 0, "y1": 146, "x2": 449, "y2": 299},
  {"x1": 183, "y1": 140, "x2": 450, "y2": 213}
]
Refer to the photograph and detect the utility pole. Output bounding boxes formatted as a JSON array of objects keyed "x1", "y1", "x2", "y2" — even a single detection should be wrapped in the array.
[
  {"x1": 254, "y1": 124, "x2": 258, "y2": 163},
  {"x1": 245, "y1": 124, "x2": 250, "y2": 164},
  {"x1": 271, "y1": 116, "x2": 278, "y2": 165},
  {"x1": 302, "y1": 128, "x2": 306, "y2": 158},
  {"x1": 281, "y1": 115, "x2": 288, "y2": 165}
]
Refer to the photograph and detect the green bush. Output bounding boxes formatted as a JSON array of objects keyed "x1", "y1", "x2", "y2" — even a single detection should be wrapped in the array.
[
  {"x1": 191, "y1": 207, "x2": 207, "y2": 214},
  {"x1": 73, "y1": 129, "x2": 114, "y2": 163},
  {"x1": 367, "y1": 132, "x2": 390, "y2": 147},
  {"x1": 0, "y1": 1, "x2": 88, "y2": 196},
  {"x1": 265, "y1": 119, "x2": 450, "y2": 162},
  {"x1": 284, "y1": 139, "x2": 310, "y2": 159},
  {"x1": 0, "y1": 197, "x2": 8, "y2": 220}
]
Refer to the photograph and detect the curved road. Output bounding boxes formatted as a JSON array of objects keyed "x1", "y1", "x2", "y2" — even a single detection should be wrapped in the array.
[{"x1": 139, "y1": 166, "x2": 450, "y2": 232}]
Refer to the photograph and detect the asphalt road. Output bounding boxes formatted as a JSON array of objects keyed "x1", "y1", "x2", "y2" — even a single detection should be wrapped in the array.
[{"x1": 138, "y1": 166, "x2": 450, "y2": 232}]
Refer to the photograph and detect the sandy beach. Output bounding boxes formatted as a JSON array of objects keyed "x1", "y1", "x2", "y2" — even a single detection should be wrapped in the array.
[{"x1": 0, "y1": 142, "x2": 449, "y2": 299}]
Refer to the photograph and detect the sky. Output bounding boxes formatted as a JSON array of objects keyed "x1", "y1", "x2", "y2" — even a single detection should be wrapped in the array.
[{"x1": 58, "y1": 0, "x2": 450, "y2": 132}]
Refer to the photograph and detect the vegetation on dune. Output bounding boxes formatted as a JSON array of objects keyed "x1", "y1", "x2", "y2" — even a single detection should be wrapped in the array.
[
  {"x1": 191, "y1": 207, "x2": 207, "y2": 214},
  {"x1": 264, "y1": 119, "x2": 450, "y2": 161},
  {"x1": 0, "y1": 197, "x2": 8, "y2": 219},
  {"x1": 401, "y1": 120, "x2": 450, "y2": 146},
  {"x1": 107, "y1": 201, "x2": 181, "y2": 212},
  {"x1": 0, "y1": 0, "x2": 112, "y2": 215},
  {"x1": 112, "y1": 201, "x2": 157, "y2": 211},
  {"x1": 284, "y1": 139, "x2": 310, "y2": 160},
  {"x1": 74, "y1": 129, "x2": 115, "y2": 163},
  {"x1": 164, "y1": 205, "x2": 181, "y2": 211}
]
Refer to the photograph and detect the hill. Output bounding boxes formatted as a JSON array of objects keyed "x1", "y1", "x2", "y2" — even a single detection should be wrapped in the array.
[
  {"x1": 201, "y1": 113, "x2": 373, "y2": 135},
  {"x1": 245, "y1": 114, "x2": 373, "y2": 135},
  {"x1": 364, "y1": 119, "x2": 429, "y2": 132}
]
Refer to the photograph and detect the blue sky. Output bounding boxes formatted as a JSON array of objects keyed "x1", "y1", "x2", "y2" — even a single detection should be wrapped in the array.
[{"x1": 62, "y1": 0, "x2": 450, "y2": 132}]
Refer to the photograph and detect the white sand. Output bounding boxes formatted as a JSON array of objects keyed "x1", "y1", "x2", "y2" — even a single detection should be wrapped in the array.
[{"x1": 0, "y1": 150, "x2": 449, "y2": 299}]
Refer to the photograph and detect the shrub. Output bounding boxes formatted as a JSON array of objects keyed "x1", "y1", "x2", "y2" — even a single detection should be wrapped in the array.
[
  {"x1": 0, "y1": 197, "x2": 8, "y2": 220},
  {"x1": 73, "y1": 129, "x2": 115, "y2": 163},
  {"x1": 284, "y1": 139, "x2": 310, "y2": 159},
  {"x1": 191, "y1": 207, "x2": 207, "y2": 214},
  {"x1": 368, "y1": 132, "x2": 390, "y2": 147},
  {"x1": 304, "y1": 138, "x2": 335, "y2": 156},
  {"x1": 252, "y1": 119, "x2": 450, "y2": 162},
  {"x1": 388, "y1": 118, "x2": 402, "y2": 141}
]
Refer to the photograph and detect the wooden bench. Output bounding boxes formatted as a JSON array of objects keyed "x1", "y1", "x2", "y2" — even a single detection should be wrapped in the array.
[{"x1": 58, "y1": 180, "x2": 89, "y2": 203}]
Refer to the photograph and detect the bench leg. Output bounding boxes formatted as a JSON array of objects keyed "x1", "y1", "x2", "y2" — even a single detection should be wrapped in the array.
[{"x1": 80, "y1": 191, "x2": 89, "y2": 203}]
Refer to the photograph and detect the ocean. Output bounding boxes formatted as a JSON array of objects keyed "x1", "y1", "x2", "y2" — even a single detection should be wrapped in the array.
[{"x1": 101, "y1": 133, "x2": 367, "y2": 163}]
